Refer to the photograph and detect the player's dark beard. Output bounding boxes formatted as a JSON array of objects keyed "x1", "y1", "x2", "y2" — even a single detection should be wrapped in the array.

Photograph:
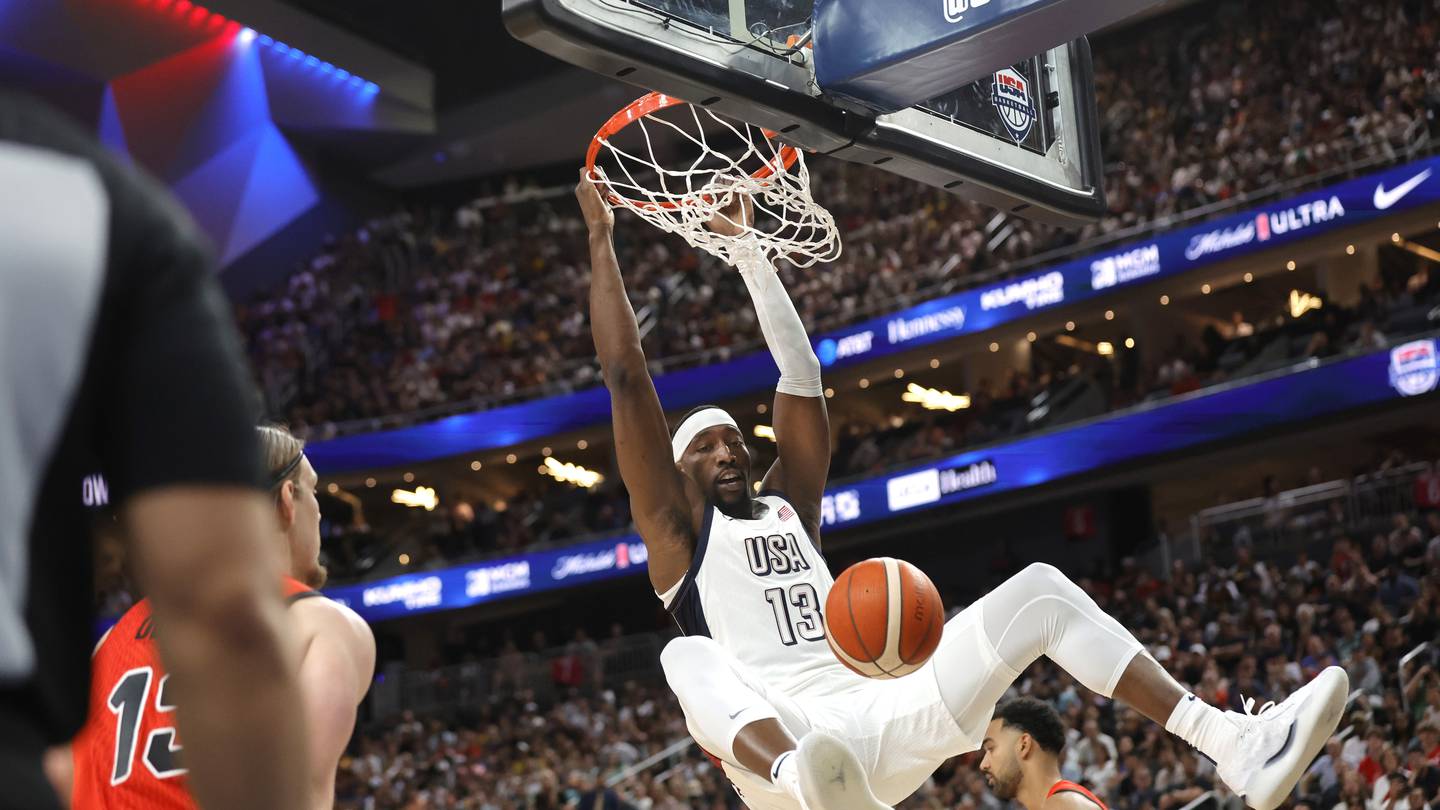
[
  {"x1": 714, "y1": 491, "x2": 754, "y2": 519},
  {"x1": 304, "y1": 562, "x2": 328, "y2": 590},
  {"x1": 986, "y1": 763, "x2": 1021, "y2": 800}
]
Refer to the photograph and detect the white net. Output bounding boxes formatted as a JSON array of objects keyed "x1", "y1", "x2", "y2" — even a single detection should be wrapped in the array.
[{"x1": 589, "y1": 96, "x2": 841, "y2": 268}]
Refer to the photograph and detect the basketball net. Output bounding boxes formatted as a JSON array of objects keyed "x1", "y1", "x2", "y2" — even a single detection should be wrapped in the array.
[{"x1": 586, "y1": 93, "x2": 841, "y2": 268}]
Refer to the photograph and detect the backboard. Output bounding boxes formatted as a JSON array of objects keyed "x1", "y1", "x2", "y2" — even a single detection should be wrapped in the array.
[{"x1": 504, "y1": 0, "x2": 1120, "y2": 226}]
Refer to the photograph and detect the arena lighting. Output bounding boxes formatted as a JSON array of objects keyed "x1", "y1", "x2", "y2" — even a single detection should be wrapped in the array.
[
  {"x1": 542, "y1": 456, "x2": 604, "y2": 488},
  {"x1": 1243, "y1": 272, "x2": 1254, "y2": 283},
  {"x1": 326, "y1": 483, "x2": 339, "y2": 494},
  {"x1": 1097, "y1": 341, "x2": 1115, "y2": 356},
  {"x1": 1159, "y1": 295, "x2": 1170, "y2": 305},
  {"x1": 398, "y1": 553, "x2": 410, "y2": 565},
  {"x1": 901, "y1": 382, "x2": 971, "y2": 412},
  {"x1": 859, "y1": 378, "x2": 870, "y2": 389},
  {"x1": 1201, "y1": 283, "x2": 1212, "y2": 294},
  {"x1": 144, "y1": 3, "x2": 380, "y2": 94},
  {"x1": 364, "y1": 477, "x2": 376, "y2": 488},
  {"x1": 753, "y1": 424, "x2": 777, "y2": 441},
  {"x1": 402, "y1": 471, "x2": 414, "y2": 483},
  {"x1": 1289, "y1": 290, "x2": 1323, "y2": 318},
  {"x1": 1346, "y1": 244, "x2": 1356, "y2": 255},
  {"x1": 1394, "y1": 238, "x2": 1440, "y2": 264},
  {"x1": 989, "y1": 342, "x2": 1000, "y2": 352},
  {"x1": 469, "y1": 460, "x2": 481, "y2": 471},
  {"x1": 391, "y1": 486, "x2": 439, "y2": 511},
  {"x1": 1286, "y1": 260, "x2": 1297, "y2": 270}
]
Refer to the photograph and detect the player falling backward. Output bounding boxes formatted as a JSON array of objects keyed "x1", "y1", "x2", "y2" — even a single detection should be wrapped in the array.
[
  {"x1": 577, "y1": 171, "x2": 1347, "y2": 810},
  {"x1": 68, "y1": 426, "x2": 375, "y2": 809}
]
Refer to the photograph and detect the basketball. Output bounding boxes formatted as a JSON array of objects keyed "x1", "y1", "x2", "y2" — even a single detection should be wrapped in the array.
[{"x1": 824, "y1": 557, "x2": 944, "y2": 679}]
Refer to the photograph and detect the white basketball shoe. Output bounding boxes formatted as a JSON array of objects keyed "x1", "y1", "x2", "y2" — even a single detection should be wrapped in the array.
[
  {"x1": 1215, "y1": 665, "x2": 1350, "y2": 810},
  {"x1": 795, "y1": 731, "x2": 892, "y2": 810}
]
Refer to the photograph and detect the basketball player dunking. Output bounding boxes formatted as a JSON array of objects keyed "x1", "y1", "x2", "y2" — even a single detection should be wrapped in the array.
[
  {"x1": 577, "y1": 172, "x2": 1347, "y2": 810},
  {"x1": 981, "y1": 698, "x2": 1110, "y2": 810},
  {"x1": 70, "y1": 426, "x2": 375, "y2": 809}
]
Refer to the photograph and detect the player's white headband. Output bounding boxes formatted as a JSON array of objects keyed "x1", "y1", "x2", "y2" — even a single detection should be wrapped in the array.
[{"x1": 671, "y1": 408, "x2": 740, "y2": 462}]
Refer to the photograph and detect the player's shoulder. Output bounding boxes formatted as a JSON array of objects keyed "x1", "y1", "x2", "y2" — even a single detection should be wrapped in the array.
[
  {"x1": 1045, "y1": 786, "x2": 1107, "y2": 810},
  {"x1": 290, "y1": 592, "x2": 375, "y2": 653}
]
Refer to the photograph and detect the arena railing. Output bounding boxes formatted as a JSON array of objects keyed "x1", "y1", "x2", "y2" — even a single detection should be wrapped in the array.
[
  {"x1": 1400, "y1": 642, "x2": 1434, "y2": 713},
  {"x1": 1184, "y1": 460, "x2": 1436, "y2": 566},
  {"x1": 603, "y1": 737, "x2": 697, "y2": 789},
  {"x1": 307, "y1": 134, "x2": 1438, "y2": 440}
]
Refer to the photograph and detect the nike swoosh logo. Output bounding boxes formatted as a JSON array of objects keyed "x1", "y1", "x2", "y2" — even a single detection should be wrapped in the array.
[
  {"x1": 728, "y1": 709, "x2": 744, "y2": 719},
  {"x1": 1373, "y1": 169, "x2": 1432, "y2": 209}
]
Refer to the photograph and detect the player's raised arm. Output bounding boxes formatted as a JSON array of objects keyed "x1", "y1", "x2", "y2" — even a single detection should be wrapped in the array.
[
  {"x1": 576, "y1": 170, "x2": 698, "y2": 593},
  {"x1": 712, "y1": 196, "x2": 831, "y2": 541}
]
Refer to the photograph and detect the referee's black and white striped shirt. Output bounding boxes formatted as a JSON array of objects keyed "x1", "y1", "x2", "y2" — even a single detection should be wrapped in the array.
[{"x1": 0, "y1": 94, "x2": 263, "y2": 762}]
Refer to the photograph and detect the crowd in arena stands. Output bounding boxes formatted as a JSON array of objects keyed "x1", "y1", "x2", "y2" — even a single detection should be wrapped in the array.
[
  {"x1": 828, "y1": 257, "x2": 1438, "y2": 480},
  {"x1": 239, "y1": 0, "x2": 1440, "y2": 438},
  {"x1": 315, "y1": 253, "x2": 1437, "y2": 585},
  {"x1": 333, "y1": 463, "x2": 1440, "y2": 809}
]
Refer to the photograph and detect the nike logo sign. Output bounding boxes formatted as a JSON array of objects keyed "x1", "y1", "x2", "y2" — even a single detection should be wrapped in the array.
[
  {"x1": 1373, "y1": 169, "x2": 1432, "y2": 210},
  {"x1": 728, "y1": 709, "x2": 744, "y2": 719}
]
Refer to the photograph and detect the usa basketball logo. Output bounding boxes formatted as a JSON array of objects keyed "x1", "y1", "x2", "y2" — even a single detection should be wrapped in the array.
[
  {"x1": 991, "y1": 68, "x2": 1036, "y2": 144},
  {"x1": 1389, "y1": 339, "x2": 1439, "y2": 396}
]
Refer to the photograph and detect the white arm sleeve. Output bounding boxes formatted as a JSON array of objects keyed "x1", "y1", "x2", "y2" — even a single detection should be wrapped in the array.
[{"x1": 733, "y1": 242, "x2": 823, "y2": 398}]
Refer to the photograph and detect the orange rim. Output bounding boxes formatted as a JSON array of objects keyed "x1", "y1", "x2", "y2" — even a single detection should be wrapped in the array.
[{"x1": 584, "y1": 91, "x2": 800, "y2": 210}]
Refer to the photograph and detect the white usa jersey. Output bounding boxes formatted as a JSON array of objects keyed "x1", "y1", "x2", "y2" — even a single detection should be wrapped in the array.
[{"x1": 660, "y1": 493, "x2": 855, "y2": 697}]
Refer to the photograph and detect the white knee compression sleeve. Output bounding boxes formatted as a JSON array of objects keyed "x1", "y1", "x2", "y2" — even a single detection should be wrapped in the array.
[
  {"x1": 978, "y1": 563, "x2": 1144, "y2": 697},
  {"x1": 932, "y1": 564, "x2": 1146, "y2": 740},
  {"x1": 733, "y1": 243, "x2": 823, "y2": 398},
  {"x1": 659, "y1": 636, "x2": 781, "y2": 765}
]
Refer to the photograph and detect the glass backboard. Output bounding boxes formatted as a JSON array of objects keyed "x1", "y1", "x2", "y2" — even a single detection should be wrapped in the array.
[{"x1": 504, "y1": 0, "x2": 1107, "y2": 225}]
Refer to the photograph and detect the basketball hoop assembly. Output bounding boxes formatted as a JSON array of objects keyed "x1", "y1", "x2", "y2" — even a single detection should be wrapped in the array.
[{"x1": 585, "y1": 92, "x2": 841, "y2": 268}]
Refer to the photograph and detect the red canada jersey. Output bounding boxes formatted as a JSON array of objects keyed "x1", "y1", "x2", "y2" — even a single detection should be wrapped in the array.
[
  {"x1": 1048, "y1": 779, "x2": 1109, "y2": 810},
  {"x1": 71, "y1": 577, "x2": 317, "y2": 808}
]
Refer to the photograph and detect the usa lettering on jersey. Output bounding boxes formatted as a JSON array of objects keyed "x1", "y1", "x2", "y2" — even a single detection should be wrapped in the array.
[{"x1": 744, "y1": 533, "x2": 813, "y2": 576}]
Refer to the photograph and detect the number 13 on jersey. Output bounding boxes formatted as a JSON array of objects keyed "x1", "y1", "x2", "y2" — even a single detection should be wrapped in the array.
[{"x1": 764, "y1": 583, "x2": 825, "y2": 646}]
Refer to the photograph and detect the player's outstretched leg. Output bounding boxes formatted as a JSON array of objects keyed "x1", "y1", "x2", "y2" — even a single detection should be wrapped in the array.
[
  {"x1": 661, "y1": 636, "x2": 893, "y2": 810},
  {"x1": 931, "y1": 563, "x2": 1347, "y2": 810}
]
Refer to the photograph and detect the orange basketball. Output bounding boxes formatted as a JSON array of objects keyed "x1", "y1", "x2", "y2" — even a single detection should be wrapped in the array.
[{"x1": 824, "y1": 557, "x2": 944, "y2": 679}]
